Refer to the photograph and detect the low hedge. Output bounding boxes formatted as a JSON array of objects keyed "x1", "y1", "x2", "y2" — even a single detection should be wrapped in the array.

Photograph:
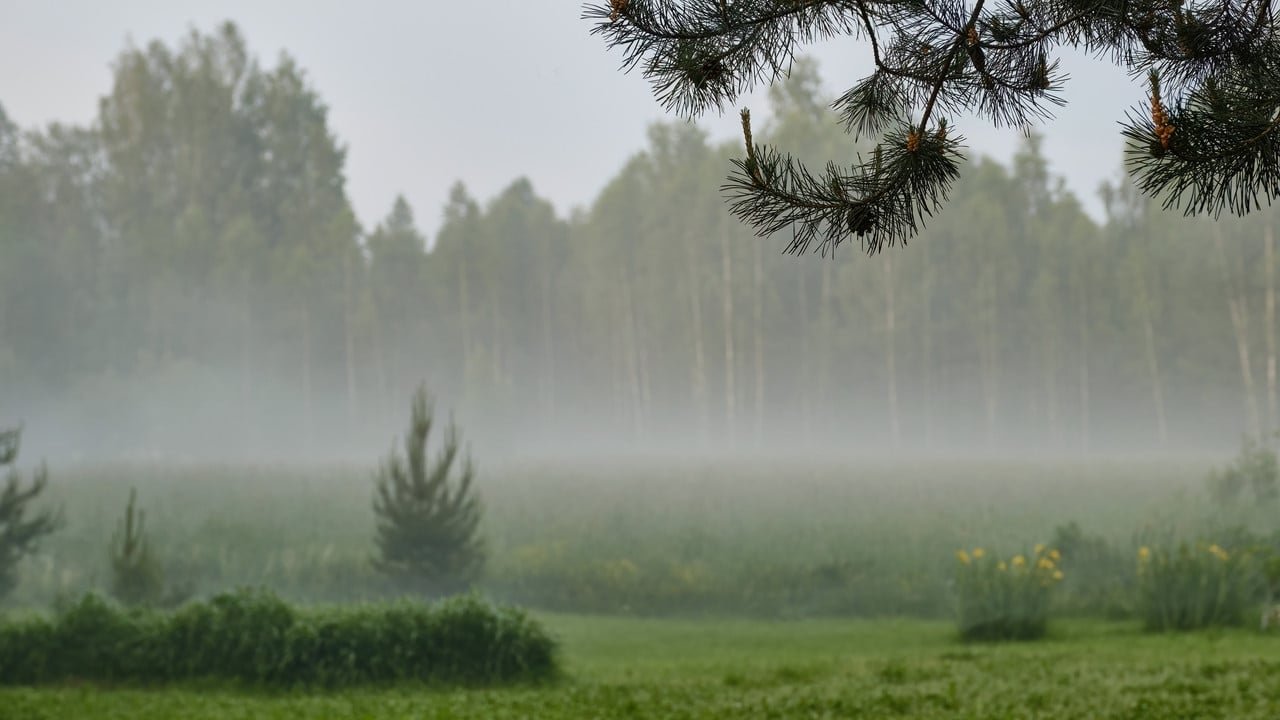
[{"x1": 0, "y1": 589, "x2": 557, "y2": 688}]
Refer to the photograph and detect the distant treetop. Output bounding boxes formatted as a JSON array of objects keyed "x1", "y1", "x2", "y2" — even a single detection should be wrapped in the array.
[{"x1": 586, "y1": 0, "x2": 1280, "y2": 254}]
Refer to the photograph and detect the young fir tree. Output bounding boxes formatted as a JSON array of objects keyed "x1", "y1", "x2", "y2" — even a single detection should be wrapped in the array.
[
  {"x1": 372, "y1": 387, "x2": 485, "y2": 597},
  {"x1": 587, "y1": 0, "x2": 1280, "y2": 254},
  {"x1": 109, "y1": 488, "x2": 166, "y2": 607},
  {"x1": 0, "y1": 427, "x2": 60, "y2": 600}
]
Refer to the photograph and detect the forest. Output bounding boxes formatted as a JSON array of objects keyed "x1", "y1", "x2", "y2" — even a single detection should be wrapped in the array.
[{"x1": 1, "y1": 21, "x2": 1276, "y2": 461}]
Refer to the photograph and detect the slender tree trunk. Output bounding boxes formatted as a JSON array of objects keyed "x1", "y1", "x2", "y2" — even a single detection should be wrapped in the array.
[
  {"x1": 686, "y1": 237, "x2": 709, "y2": 445},
  {"x1": 818, "y1": 260, "x2": 833, "y2": 443},
  {"x1": 489, "y1": 286, "x2": 503, "y2": 385},
  {"x1": 1215, "y1": 225, "x2": 1264, "y2": 437},
  {"x1": 240, "y1": 274, "x2": 255, "y2": 452},
  {"x1": 1131, "y1": 244, "x2": 1168, "y2": 446},
  {"x1": 753, "y1": 236, "x2": 765, "y2": 446},
  {"x1": 1078, "y1": 277, "x2": 1091, "y2": 454},
  {"x1": 301, "y1": 303, "x2": 314, "y2": 451},
  {"x1": 883, "y1": 254, "x2": 901, "y2": 448},
  {"x1": 1041, "y1": 303, "x2": 1060, "y2": 447},
  {"x1": 457, "y1": 247, "x2": 473, "y2": 389},
  {"x1": 611, "y1": 288, "x2": 626, "y2": 428},
  {"x1": 1140, "y1": 310, "x2": 1168, "y2": 446},
  {"x1": 720, "y1": 224, "x2": 736, "y2": 445},
  {"x1": 799, "y1": 266, "x2": 812, "y2": 441},
  {"x1": 621, "y1": 268, "x2": 644, "y2": 438},
  {"x1": 342, "y1": 253, "x2": 358, "y2": 432},
  {"x1": 541, "y1": 263, "x2": 556, "y2": 422},
  {"x1": 371, "y1": 301, "x2": 390, "y2": 418},
  {"x1": 980, "y1": 259, "x2": 998, "y2": 447},
  {"x1": 1267, "y1": 218, "x2": 1276, "y2": 436},
  {"x1": 922, "y1": 243, "x2": 935, "y2": 448}
]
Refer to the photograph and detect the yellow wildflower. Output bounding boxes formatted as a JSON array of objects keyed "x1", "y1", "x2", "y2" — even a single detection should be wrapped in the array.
[
  {"x1": 972, "y1": 548, "x2": 986, "y2": 560},
  {"x1": 1208, "y1": 544, "x2": 1229, "y2": 562},
  {"x1": 956, "y1": 550, "x2": 971, "y2": 565},
  {"x1": 1034, "y1": 543, "x2": 1046, "y2": 556},
  {"x1": 1049, "y1": 549, "x2": 1061, "y2": 562},
  {"x1": 1053, "y1": 569, "x2": 1064, "y2": 581},
  {"x1": 1011, "y1": 554, "x2": 1026, "y2": 569},
  {"x1": 1037, "y1": 557, "x2": 1054, "y2": 570},
  {"x1": 997, "y1": 561, "x2": 1007, "y2": 571},
  {"x1": 1137, "y1": 546, "x2": 1151, "y2": 562}
]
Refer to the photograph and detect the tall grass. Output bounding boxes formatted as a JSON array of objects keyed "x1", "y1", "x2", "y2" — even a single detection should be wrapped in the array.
[
  {"x1": 0, "y1": 589, "x2": 557, "y2": 687},
  {"x1": 4, "y1": 458, "x2": 1231, "y2": 618},
  {"x1": 1135, "y1": 540, "x2": 1263, "y2": 631}
]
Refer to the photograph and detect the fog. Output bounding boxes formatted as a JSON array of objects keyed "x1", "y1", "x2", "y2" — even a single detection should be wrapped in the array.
[{"x1": 0, "y1": 12, "x2": 1270, "y2": 468}]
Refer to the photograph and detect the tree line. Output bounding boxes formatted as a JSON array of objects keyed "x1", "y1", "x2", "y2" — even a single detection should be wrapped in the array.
[{"x1": 0, "y1": 22, "x2": 1275, "y2": 459}]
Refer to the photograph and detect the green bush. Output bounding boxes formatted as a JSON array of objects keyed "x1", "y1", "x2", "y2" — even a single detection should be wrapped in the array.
[
  {"x1": 0, "y1": 588, "x2": 557, "y2": 687},
  {"x1": 1135, "y1": 540, "x2": 1261, "y2": 631},
  {"x1": 1207, "y1": 436, "x2": 1279, "y2": 506},
  {"x1": 1050, "y1": 522, "x2": 1135, "y2": 619},
  {"x1": 953, "y1": 545, "x2": 1064, "y2": 641}
]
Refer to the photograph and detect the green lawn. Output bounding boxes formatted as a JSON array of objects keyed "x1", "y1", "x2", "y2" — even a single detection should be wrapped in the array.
[{"x1": 3, "y1": 615, "x2": 1278, "y2": 719}]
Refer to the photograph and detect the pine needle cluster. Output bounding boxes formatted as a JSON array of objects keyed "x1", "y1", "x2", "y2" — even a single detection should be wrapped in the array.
[{"x1": 586, "y1": 0, "x2": 1280, "y2": 253}]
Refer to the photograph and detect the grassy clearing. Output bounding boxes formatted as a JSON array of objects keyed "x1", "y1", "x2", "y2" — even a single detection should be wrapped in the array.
[
  {"x1": 3, "y1": 615, "x2": 1278, "y2": 719},
  {"x1": 9, "y1": 458, "x2": 1232, "y2": 617}
]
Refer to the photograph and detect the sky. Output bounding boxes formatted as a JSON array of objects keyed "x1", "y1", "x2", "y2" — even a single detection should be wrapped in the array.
[{"x1": 1, "y1": 1, "x2": 1141, "y2": 235}]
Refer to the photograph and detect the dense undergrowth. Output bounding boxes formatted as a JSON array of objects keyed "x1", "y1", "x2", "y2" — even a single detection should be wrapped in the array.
[
  {"x1": 6, "y1": 460, "x2": 1280, "y2": 627},
  {"x1": 0, "y1": 589, "x2": 557, "y2": 688}
]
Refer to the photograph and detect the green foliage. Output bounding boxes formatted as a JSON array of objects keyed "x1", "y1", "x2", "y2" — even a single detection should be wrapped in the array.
[
  {"x1": 1050, "y1": 522, "x2": 1135, "y2": 619},
  {"x1": 1135, "y1": 539, "x2": 1262, "y2": 631},
  {"x1": 4, "y1": 459, "x2": 1214, "y2": 618},
  {"x1": 108, "y1": 488, "x2": 186, "y2": 609},
  {"x1": 588, "y1": 0, "x2": 1280, "y2": 249},
  {"x1": 0, "y1": 588, "x2": 557, "y2": 688},
  {"x1": 373, "y1": 387, "x2": 485, "y2": 598},
  {"x1": 1207, "y1": 436, "x2": 1279, "y2": 506},
  {"x1": 0, "y1": 427, "x2": 59, "y2": 601},
  {"x1": 953, "y1": 545, "x2": 1064, "y2": 641},
  {"x1": 9, "y1": 615, "x2": 1280, "y2": 719},
  {"x1": 6, "y1": 23, "x2": 1280, "y2": 456}
]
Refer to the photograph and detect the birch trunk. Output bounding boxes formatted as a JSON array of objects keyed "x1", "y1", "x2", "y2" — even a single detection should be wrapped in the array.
[
  {"x1": 753, "y1": 236, "x2": 765, "y2": 445},
  {"x1": 720, "y1": 224, "x2": 736, "y2": 445},
  {"x1": 883, "y1": 254, "x2": 901, "y2": 448},
  {"x1": 1214, "y1": 225, "x2": 1263, "y2": 437}
]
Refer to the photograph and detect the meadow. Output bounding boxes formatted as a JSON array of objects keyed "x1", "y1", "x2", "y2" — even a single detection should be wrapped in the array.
[
  {"x1": 6, "y1": 456, "x2": 1243, "y2": 617},
  {"x1": 3, "y1": 614, "x2": 1280, "y2": 719},
  {"x1": 3, "y1": 456, "x2": 1278, "y2": 717}
]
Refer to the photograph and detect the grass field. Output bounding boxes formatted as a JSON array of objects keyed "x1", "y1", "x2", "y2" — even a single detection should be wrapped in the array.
[
  {"x1": 3, "y1": 457, "x2": 1279, "y2": 716},
  {"x1": 2, "y1": 614, "x2": 1278, "y2": 719},
  {"x1": 10, "y1": 457, "x2": 1240, "y2": 617}
]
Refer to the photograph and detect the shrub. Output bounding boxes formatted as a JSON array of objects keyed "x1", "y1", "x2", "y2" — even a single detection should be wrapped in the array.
[
  {"x1": 108, "y1": 488, "x2": 166, "y2": 607},
  {"x1": 0, "y1": 427, "x2": 60, "y2": 601},
  {"x1": 0, "y1": 588, "x2": 557, "y2": 687},
  {"x1": 1136, "y1": 539, "x2": 1262, "y2": 631},
  {"x1": 1207, "y1": 436, "x2": 1279, "y2": 506},
  {"x1": 1050, "y1": 521, "x2": 1135, "y2": 619},
  {"x1": 953, "y1": 545, "x2": 1064, "y2": 641},
  {"x1": 373, "y1": 386, "x2": 485, "y2": 598}
]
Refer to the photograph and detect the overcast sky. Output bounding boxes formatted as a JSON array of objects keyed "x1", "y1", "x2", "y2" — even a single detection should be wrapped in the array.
[{"x1": 1, "y1": 1, "x2": 1141, "y2": 235}]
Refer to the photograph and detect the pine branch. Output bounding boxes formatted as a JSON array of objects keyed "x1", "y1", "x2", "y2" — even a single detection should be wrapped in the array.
[{"x1": 588, "y1": 0, "x2": 1280, "y2": 251}]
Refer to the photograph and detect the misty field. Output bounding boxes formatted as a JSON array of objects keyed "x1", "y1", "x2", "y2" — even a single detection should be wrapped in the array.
[
  {"x1": 3, "y1": 457, "x2": 1278, "y2": 718},
  {"x1": 4, "y1": 615, "x2": 1280, "y2": 719},
  {"x1": 8, "y1": 458, "x2": 1226, "y2": 615}
]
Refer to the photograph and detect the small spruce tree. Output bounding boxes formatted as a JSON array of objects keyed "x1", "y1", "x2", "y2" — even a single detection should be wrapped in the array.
[
  {"x1": 0, "y1": 426, "x2": 60, "y2": 601},
  {"x1": 372, "y1": 387, "x2": 485, "y2": 597},
  {"x1": 109, "y1": 488, "x2": 166, "y2": 607}
]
